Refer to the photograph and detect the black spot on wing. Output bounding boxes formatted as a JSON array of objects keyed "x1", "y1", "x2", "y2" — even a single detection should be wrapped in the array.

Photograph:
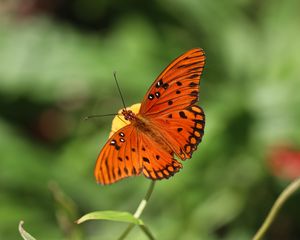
[
  {"x1": 119, "y1": 132, "x2": 125, "y2": 137},
  {"x1": 156, "y1": 79, "x2": 163, "y2": 88},
  {"x1": 188, "y1": 74, "x2": 200, "y2": 79},
  {"x1": 162, "y1": 83, "x2": 169, "y2": 89},
  {"x1": 179, "y1": 111, "x2": 187, "y2": 119},
  {"x1": 189, "y1": 90, "x2": 198, "y2": 97},
  {"x1": 117, "y1": 168, "x2": 122, "y2": 177},
  {"x1": 189, "y1": 82, "x2": 198, "y2": 87},
  {"x1": 143, "y1": 157, "x2": 150, "y2": 163},
  {"x1": 190, "y1": 98, "x2": 198, "y2": 105},
  {"x1": 148, "y1": 94, "x2": 154, "y2": 100}
]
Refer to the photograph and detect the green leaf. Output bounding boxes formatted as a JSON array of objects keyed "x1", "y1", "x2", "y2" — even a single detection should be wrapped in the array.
[
  {"x1": 18, "y1": 221, "x2": 37, "y2": 240},
  {"x1": 76, "y1": 211, "x2": 144, "y2": 225}
]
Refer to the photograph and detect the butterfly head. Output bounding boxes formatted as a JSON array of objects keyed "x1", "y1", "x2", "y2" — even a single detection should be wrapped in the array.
[{"x1": 122, "y1": 109, "x2": 136, "y2": 121}]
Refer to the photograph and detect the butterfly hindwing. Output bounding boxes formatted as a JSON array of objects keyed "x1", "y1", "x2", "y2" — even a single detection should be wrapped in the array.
[
  {"x1": 147, "y1": 105, "x2": 205, "y2": 160},
  {"x1": 94, "y1": 125, "x2": 142, "y2": 185},
  {"x1": 140, "y1": 48, "x2": 205, "y2": 116},
  {"x1": 136, "y1": 130, "x2": 182, "y2": 180}
]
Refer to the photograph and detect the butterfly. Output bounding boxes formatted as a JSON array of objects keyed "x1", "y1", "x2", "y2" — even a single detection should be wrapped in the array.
[{"x1": 94, "y1": 48, "x2": 206, "y2": 185}]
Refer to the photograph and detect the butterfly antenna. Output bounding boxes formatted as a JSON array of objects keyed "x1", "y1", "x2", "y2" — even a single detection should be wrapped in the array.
[
  {"x1": 117, "y1": 115, "x2": 128, "y2": 125},
  {"x1": 83, "y1": 113, "x2": 117, "y2": 121},
  {"x1": 113, "y1": 71, "x2": 127, "y2": 110}
]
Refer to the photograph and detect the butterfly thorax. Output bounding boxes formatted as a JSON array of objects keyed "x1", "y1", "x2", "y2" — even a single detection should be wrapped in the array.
[
  {"x1": 121, "y1": 109, "x2": 148, "y2": 130},
  {"x1": 121, "y1": 109, "x2": 147, "y2": 130}
]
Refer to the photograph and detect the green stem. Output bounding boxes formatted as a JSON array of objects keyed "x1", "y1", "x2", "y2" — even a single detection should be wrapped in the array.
[
  {"x1": 118, "y1": 181, "x2": 156, "y2": 240},
  {"x1": 139, "y1": 225, "x2": 155, "y2": 240},
  {"x1": 252, "y1": 177, "x2": 300, "y2": 240}
]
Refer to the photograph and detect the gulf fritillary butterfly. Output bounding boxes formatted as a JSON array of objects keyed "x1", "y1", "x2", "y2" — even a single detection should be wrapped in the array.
[{"x1": 95, "y1": 48, "x2": 206, "y2": 185}]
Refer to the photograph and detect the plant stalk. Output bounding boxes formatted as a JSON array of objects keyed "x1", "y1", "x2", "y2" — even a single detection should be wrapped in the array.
[
  {"x1": 118, "y1": 181, "x2": 156, "y2": 240},
  {"x1": 252, "y1": 177, "x2": 300, "y2": 240}
]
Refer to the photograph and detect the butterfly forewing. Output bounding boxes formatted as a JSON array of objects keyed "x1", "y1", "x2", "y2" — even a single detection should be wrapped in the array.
[
  {"x1": 140, "y1": 48, "x2": 205, "y2": 116},
  {"x1": 94, "y1": 125, "x2": 142, "y2": 185},
  {"x1": 139, "y1": 48, "x2": 206, "y2": 161}
]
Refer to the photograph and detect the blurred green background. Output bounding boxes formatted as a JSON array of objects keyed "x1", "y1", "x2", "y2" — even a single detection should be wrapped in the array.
[{"x1": 1, "y1": 0, "x2": 300, "y2": 239}]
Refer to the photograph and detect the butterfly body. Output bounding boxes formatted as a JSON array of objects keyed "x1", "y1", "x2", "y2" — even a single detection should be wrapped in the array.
[
  {"x1": 95, "y1": 48, "x2": 206, "y2": 185},
  {"x1": 121, "y1": 108, "x2": 173, "y2": 154}
]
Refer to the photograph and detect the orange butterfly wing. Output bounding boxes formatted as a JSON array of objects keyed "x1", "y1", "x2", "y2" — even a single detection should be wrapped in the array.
[
  {"x1": 140, "y1": 48, "x2": 205, "y2": 116},
  {"x1": 136, "y1": 130, "x2": 182, "y2": 180},
  {"x1": 95, "y1": 124, "x2": 182, "y2": 184},
  {"x1": 146, "y1": 105, "x2": 205, "y2": 160},
  {"x1": 94, "y1": 125, "x2": 141, "y2": 185},
  {"x1": 139, "y1": 48, "x2": 206, "y2": 160}
]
